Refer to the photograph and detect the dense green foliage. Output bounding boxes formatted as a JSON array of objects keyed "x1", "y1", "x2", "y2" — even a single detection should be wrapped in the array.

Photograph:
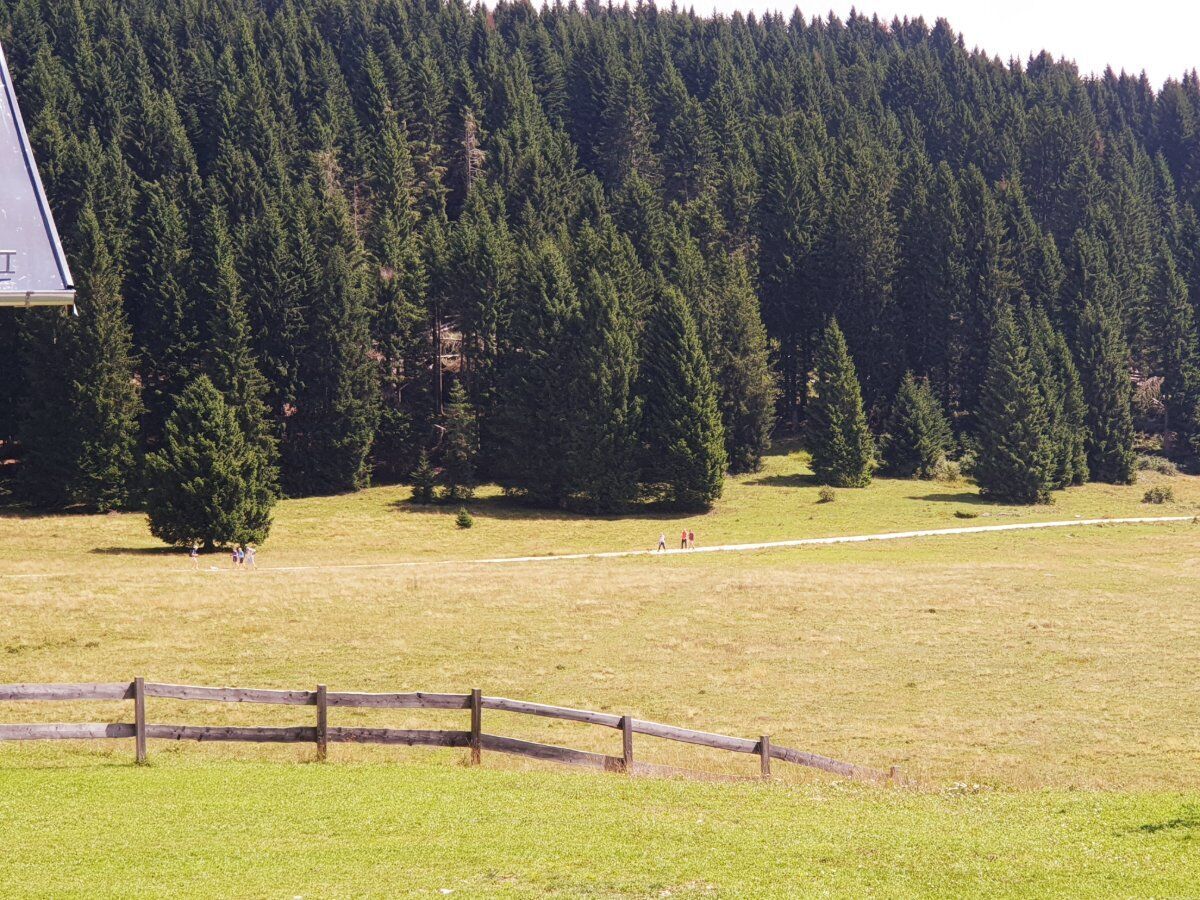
[
  {"x1": 806, "y1": 319, "x2": 874, "y2": 487},
  {"x1": 440, "y1": 380, "x2": 477, "y2": 501},
  {"x1": 637, "y1": 285, "x2": 726, "y2": 509},
  {"x1": 975, "y1": 305, "x2": 1055, "y2": 503},
  {"x1": 4, "y1": 0, "x2": 1200, "y2": 508},
  {"x1": 143, "y1": 376, "x2": 276, "y2": 548},
  {"x1": 884, "y1": 372, "x2": 952, "y2": 478}
]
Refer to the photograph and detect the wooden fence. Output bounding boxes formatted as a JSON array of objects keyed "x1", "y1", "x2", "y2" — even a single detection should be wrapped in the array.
[{"x1": 0, "y1": 680, "x2": 897, "y2": 783}]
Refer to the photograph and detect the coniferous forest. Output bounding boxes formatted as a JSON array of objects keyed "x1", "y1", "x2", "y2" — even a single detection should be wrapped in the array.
[{"x1": 3, "y1": 0, "x2": 1200, "y2": 519}]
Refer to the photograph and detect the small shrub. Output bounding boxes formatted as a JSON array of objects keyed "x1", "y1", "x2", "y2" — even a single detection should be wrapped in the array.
[
  {"x1": 817, "y1": 486, "x2": 836, "y2": 504},
  {"x1": 455, "y1": 507, "x2": 474, "y2": 528},
  {"x1": 931, "y1": 457, "x2": 963, "y2": 484},
  {"x1": 953, "y1": 509, "x2": 978, "y2": 519},
  {"x1": 1143, "y1": 485, "x2": 1174, "y2": 504},
  {"x1": 1135, "y1": 454, "x2": 1178, "y2": 476},
  {"x1": 957, "y1": 448, "x2": 978, "y2": 477}
]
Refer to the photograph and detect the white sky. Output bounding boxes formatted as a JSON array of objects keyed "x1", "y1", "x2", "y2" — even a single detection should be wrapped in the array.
[{"x1": 698, "y1": 0, "x2": 1200, "y2": 88}]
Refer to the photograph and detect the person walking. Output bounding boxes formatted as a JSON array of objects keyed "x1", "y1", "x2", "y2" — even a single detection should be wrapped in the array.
[
  {"x1": 657, "y1": 533, "x2": 667, "y2": 552},
  {"x1": 190, "y1": 544, "x2": 199, "y2": 569},
  {"x1": 245, "y1": 545, "x2": 256, "y2": 569},
  {"x1": 231, "y1": 546, "x2": 239, "y2": 568},
  {"x1": 680, "y1": 529, "x2": 687, "y2": 550},
  {"x1": 687, "y1": 529, "x2": 695, "y2": 550}
]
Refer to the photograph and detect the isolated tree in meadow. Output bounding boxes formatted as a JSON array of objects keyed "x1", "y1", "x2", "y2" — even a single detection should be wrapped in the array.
[
  {"x1": 144, "y1": 376, "x2": 275, "y2": 548},
  {"x1": 637, "y1": 284, "x2": 727, "y2": 510},
  {"x1": 440, "y1": 380, "x2": 478, "y2": 502},
  {"x1": 974, "y1": 304, "x2": 1054, "y2": 504},
  {"x1": 806, "y1": 319, "x2": 875, "y2": 487},
  {"x1": 884, "y1": 371, "x2": 952, "y2": 478}
]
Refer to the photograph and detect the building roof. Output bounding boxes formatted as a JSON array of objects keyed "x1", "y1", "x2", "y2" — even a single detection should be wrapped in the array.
[{"x1": 0, "y1": 38, "x2": 74, "y2": 307}]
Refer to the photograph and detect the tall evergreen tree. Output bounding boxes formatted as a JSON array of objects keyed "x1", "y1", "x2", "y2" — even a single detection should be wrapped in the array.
[
  {"x1": 67, "y1": 207, "x2": 142, "y2": 511},
  {"x1": 1078, "y1": 297, "x2": 1136, "y2": 483},
  {"x1": 884, "y1": 371, "x2": 953, "y2": 478},
  {"x1": 440, "y1": 380, "x2": 478, "y2": 503},
  {"x1": 806, "y1": 319, "x2": 875, "y2": 488},
  {"x1": 975, "y1": 304, "x2": 1055, "y2": 504},
  {"x1": 637, "y1": 284, "x2": 727, "y2": 510},
  {"x1": 145, "y1": 376, "x2": 275, "y2": 548}
]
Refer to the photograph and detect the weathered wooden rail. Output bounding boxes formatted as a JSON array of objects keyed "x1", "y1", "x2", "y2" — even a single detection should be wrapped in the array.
[{"x1": 0, "y1": 680, "x2": 896, "y2": 783}]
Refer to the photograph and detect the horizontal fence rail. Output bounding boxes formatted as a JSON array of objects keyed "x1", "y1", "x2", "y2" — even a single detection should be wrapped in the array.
[{"x1": 0, "y1": 680, "x2": 896, "y2": 784}]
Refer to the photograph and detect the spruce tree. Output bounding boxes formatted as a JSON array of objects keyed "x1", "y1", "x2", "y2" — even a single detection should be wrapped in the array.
[
  {"x1": 410, "y1": 450, "x2": 437, "y2": 505},
  {"x1": 68, "y1": 207, "x2": 142, "y2": 511},
  {"x1": 637, "y1": 284, "x2": 727, "y2": 510},
  {"x1": 1044, "y1": 317, "x2": 1090, "y2": 487},
  {"x1": 1150, "y1": 240, "x2": 1200, "y2": 446},
  {"x1": 885, "y1": 372, "x2": 953, "y2": 479},
  {"x1": 144, "y1": 376, "x2": 275, "y2": 548},
  {"x1": 806, "y1": 319, "x2": 875, "y2": 488},
  {"x1": 974, "y1": 304, "x2": 1055, "y2": 504},
  {"x1": 199, "y1": 204, "x2": 278, "y2": 480},
  {"x1": 441, "y1": 381, "x2": 478, "y2": 503},
  {"x1": 1078, "y1": 297, "x2": 1136, "y2": 483},
  {"x1": 18, "y1": 207, "x2": 140, "y2": 511},
  {"x1": 567, "y1": 268, "x2": 640, "y2": 511},
  {"x1": 705, "y1": 254, "x2": 778, "y2": 474}
]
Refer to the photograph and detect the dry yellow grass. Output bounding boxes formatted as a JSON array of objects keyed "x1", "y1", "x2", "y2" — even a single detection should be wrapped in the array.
[{"x1": 2, "y1": 450, "x2": 1199, "y2": 789}]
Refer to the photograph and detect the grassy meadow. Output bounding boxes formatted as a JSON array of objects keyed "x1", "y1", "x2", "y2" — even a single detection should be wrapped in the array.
[{"x1": 3, "y1": 448, "x2": 1200, "y2": 895}]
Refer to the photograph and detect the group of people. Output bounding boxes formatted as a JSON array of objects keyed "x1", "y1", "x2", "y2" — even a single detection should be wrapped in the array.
[
  {"x1": 656, "y1": 529, "x2": 698, "y2": 552},
  {"x1": 186, "y1": 544, "x2": 257, "y2": 569}
]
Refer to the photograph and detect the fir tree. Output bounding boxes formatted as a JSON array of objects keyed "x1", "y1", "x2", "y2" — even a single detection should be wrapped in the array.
[
  {"x1": 441, "y1": 380, "x2": 478, "y2": 503},
  {"x1": 144, "y1": 376, "x2": 275, "y2": 548},
  {"x1": 885, "y1": 372, "x2": 953, "y2": 479},
  {"x1": 974, "y1": 304, "x2": 1055, "y2": 504},
  {"x1": 410, "y1": 450, "x2": 437, "y2": 505},
  {"x1": 198, "y1": 204, "x2": 278, "y2": 480},
  {"x1": 567, "y1": 268, "x2": 641, "y2": 511},
  {"x1": 17, "y1": 208, "x2": 140, "y2": 511},
  {"x1": 67, "y1": 207, "x2": 142, "y2": 511},
  {"x1": 1078, "y1": 297, "x2": 1136, "y2": 483},
  {"x1": 806, "y1": 318, "x2": 875, "y2": 488},
  {"x1": 637, "y1": 284, "x2": 727, "y2": 510},
  {"x1": 1150, "y1": 239, "x2": 1200, "y2": 446},
  {"x1": 705, "y1": 254, "x2": 778, "y2": 474}
]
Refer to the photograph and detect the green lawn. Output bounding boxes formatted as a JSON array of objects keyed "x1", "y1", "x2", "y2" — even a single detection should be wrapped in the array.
[
  {"x1": 3, "y1": 449, "x2": 1200, "y2": 895},
  {"x1": 1, "y1": 761, "x2": 1197, "y2": 898}
]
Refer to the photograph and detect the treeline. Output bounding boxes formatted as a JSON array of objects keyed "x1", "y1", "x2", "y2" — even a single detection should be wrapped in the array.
[{"x1": 2, "y1": 0, "x2": 1200, "y2": 517}]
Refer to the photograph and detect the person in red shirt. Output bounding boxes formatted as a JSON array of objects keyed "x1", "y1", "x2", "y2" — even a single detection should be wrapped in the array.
[
  {"x1": 687, "y1": 529, "x2": 695, "y2": 549},
  {"x1": 680, "y1": 529, "x2": 687, "y2": 550}
]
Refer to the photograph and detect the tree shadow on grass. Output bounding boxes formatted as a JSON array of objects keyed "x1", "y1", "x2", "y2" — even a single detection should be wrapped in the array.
[
  {"x1": 744, "y1": 472, "x2": 821, "y2": 488},
  {"x1": 909, "y1": 492, "x2": 991, "y2": 505},
  {"x1": 89, "y1": 546, "x2": 180, "y2": 556},
  {"x1": 392, "y1": 493, "x2": 699, "y2": 523},
  {"x1": 1130, "y1": 807, "x2": 1200, "y2": 834}
]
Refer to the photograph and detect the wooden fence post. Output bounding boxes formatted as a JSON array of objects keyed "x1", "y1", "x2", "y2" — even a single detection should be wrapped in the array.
[
  {"x1": 134, "y1": 677, "x2": 146, "y2": 764},
  {"x1": 316, "y1": 684, "x2": 328, "y2": 761},
  {"x1": 621, "y1": 716, "x2": 634, "y2": 774},
  {"x1": 759, "y1": 735, "x2": 771, "y2": 778},
  {"x1": 470, "y1": 689, "x2": 482, "y2": 765}
]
